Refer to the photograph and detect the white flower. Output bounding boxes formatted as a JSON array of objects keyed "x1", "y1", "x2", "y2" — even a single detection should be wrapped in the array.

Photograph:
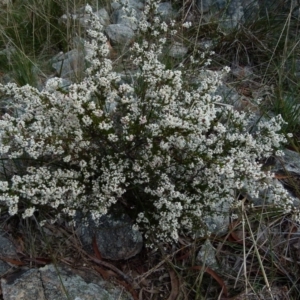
[
  {"x1": 22, "y1": 207, "x2": 35, "y2": 218},
  {"x1": 0, "y1": 0, "x2": 295, "y2": 247},
  {"x1": 139, "y1": 116, "x2": 147, "y2": 124},
  {"x1": 85, "y1": 4, "x2": 93, "y2": 14},
  {"x1": 182, "y1": 22, "x2": 192, "y2": 28},
  {"x1": 63, "y1": 155, "x2": 71, "y2": 162}
]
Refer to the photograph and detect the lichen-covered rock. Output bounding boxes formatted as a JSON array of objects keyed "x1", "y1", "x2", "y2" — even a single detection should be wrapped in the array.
[
  {"x1": 95, "y1": 8, "x2": 110, "y2": 26},
  {"x1": 196, "y1": 239, "x2": 219, "y2": 270},
  {"x1": 77, "y1": 213, "x2": 143, "y2": 260},
  {"x1": 273, "y1": 149, "x2": 300, "y2": 175},
  {"x1": 51, "y1": 49, "x2": 85, "y2": 81},
  {"x1": 1, "y1": 264, "x2": 133, "y2": 300},
  {"x1": 157, "y1": 2, "x2": 176, "y2": 20},
  {"x1": 168, "y1": 42, "x2": 188, "y2": 58},
  {"x1": 105, "y1": 24, "x2": 135, "y2": 45},
  {"x1": 111, "y1": 0, "x2": 145, "y2": 11},
  {"x1": 112, "y1": 9, "x2": 141, "y2": 31},
  {"x1": 0, "y1": 0, "x2": 11, "y2": 7},
  {"x1": 203, "y1": 199, "x2": 231, "y2": 236},
  {"x1": 0, "y1": 231, "x2": 18, "y2": 276}
]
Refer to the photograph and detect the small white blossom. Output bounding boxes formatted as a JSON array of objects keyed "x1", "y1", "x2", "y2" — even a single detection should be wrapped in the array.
[
  {"x1": 182, "y1": 22, "x2": 192, "y2": 28},
  {"x1": 0, "y1": 0, "x2": 295, "y2": 247}
]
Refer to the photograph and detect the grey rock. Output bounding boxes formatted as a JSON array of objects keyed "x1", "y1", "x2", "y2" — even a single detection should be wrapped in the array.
[
  {"x1": 196, "y1": 239, "x2": 219, "y2": 269},
  {"x1": 241, "y1": 0, "x2": 259, "y2": 20},
  {"x1": 195, "y1": 0, "x2": 288, "y2": 29},
  {"x1": 203, "y1": 200, "x2": 231, "y2": 235},
  {"x1": 214, "y1": 84, "x2": 240, "y2": 106},
  {"x1": 111, "y1": 0, "x2": 145, "y2": 11},
  {"x1": 105, "y1": 24, "x2": 135, "y2": 45},
  {"x1": 286, "y1": 59, "x2": 300, "y2": 79},
  {"x1": 196, "y1": 0, "x2": 298, "y2": 27},
  {"x1": 258, "y1": 0, "x2": 297, "y2": 14},
  {"x1": 256, "y1": 223, "x2": 269, "y2": 244},
  {"x1": 0, "y1": 153, "x2": 20, "y2": 181},
  {"x1": 1, "y1": 264, "x2": 133, "y2": 300},
  {"x1": 196, "y1": 0, "x2": 212, "y2": 13},
  {"x1": 273, "y1": 149, "x2": 300, "y2": 175},
  {"x1": 0, "y1": 0, "x2": 11, "y2": 7},
  {"x1": 206, "y1": 82, "x2": 249, "y2": 119},
  {"x1": 197, "y1": 39, "x2": 215, "y2": 50},
  {"x1": 0, "y1": 231, "x2": 17, "y2": 257},
  {"x1": 157, "y1": 2, "x2": 176, "y2": 20},
  {"x1": 95, "y1": 8, "x2": 110, "y2": 26},
  {"x1": 112, "y1": 9, "x2": 140, "y2": 31},
  {"x1": 0, "y1": 262, "x2": 10, "y2": 278},
  {"x1": 59, "y1": 6, "x2": 110, "y2": 28},
  {"x1": 168, "y1": 42, "x2": 188, "y2": 58},
  {"x1": 220, "y1": 0, "x2": 245, "y2": 29},
  {"x1": 61, "y1": 11, "x2": 109, "y2": 28},
  {"x1": 77, "y1": 213, "x2": 143, "y2": 260},
  {"x1": 0, "y1": 231, "x2": 18, "y2": 276},
  {"x1": 51, "y1": 49, "x2": 86, "y2": 81},
  {"x1": 2, "y1": 268, "x2": 46, "y2": 300}
]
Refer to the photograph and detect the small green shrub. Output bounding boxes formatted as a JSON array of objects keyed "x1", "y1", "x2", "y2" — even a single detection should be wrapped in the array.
[{"x1": 0, "y1": 0, "x2": 298, "y2": 246}]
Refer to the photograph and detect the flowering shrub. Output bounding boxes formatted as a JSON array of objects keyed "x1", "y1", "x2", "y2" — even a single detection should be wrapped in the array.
[{"x1": 0, "y1": 0, "x2": 297, "y2": 244}]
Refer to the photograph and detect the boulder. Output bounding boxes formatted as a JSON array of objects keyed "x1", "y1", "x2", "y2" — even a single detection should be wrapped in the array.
[
  {"x1": 105, "y1": 24, "x2": 135, "y2": 45},
  {"x1": 1, "y1": 264, "x2": 133, "y2": 300},
  {"x1": 77, "y1": 213, "x2": 143, "y2": 260},
  {"x1": 0, "y1": 231, "x2": 18, "y2": 277},
  {"x1": 51, "y1": 49, "x2": 85, "y2": 81}
]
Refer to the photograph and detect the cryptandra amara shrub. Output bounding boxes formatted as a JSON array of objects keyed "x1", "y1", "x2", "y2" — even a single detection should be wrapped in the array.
[{"x1": 0, "y1": 0, "x2": 298, "y2": 245}]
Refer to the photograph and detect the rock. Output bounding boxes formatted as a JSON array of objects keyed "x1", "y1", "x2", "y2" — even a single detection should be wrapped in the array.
[
  {"x1": 0, "y1": 231, "x2": 17, "y2": 258},
  {"x1": 197, "y1": 39, "x2": 215, "y2": 50},
  {"x1": 2, "y1": 268, "x2": 46, "y2": 300},
  {"x1": 0, "y1": 0, "x2": 11, "y2": 6},
  {"x1": 51, "y1": 49, "x2": 86, "y2": 81},
  {"x1": 196, "y1": 239, "x2": 219, "y2": 270},
  {"x1": 195, "y1": 0, "x2": 296, "y2": 29},
  {"x1": 273, "y1": 149, "x2": 300, "y2": 175},
  {"x1": 111, "y1": 0, "x2": 145, "y2": 11},
  {"x1": 168, "y1": 42, "x2": 188, "y2": 58},
  {"x1": 214, "y1": 84, "x2": 240, "y2": 105},
  {"x1": 0, "y1": 231, "x2": 18, "y2": 276},
  {"x1": 196, "y1": 0, "x2": 212, "y2": 13},
  {"x1": 1, "y1": 264, "x2": 133, "y2": 300},
  {"x1": 157, "y1": 2, "x2": 176, "y2": 20},
  {"x1": 285, "y1": 59, "x2": 300, "y2": 79},
  {"x1": 0, "y1": 153, "x2": 20, "y2": 181},
  {"x1": 0, "y1": 261, "x2": 10, "y2": 279},
  {"x1": 258, "y1": 0, "x2": 297, "y2": 14},
  {"x1": 223, "y1": 0, "x2": 245, "y2": 28},
  {"x1": 77, "y1": 213, "x2": 143, "y2": 260},
  {"x1": 241, "y1": 0, "x2": 259, "y2": 20},
  {"x1": 196, "y1": 0, "x2": 246, "y2": 29},
  {"x1": 105, "y1": 24, "x2": 135, "y2": 45},
  {"x1": 203, "y1": 200, "x2": 231, "y2": 236},
  {"x1": 59, "y1": 6, "x2": 110, "y2": 28},
  {"x1": 95, "y1": 8, "x2": 111, "y2": 26},
  {"x1": 112, "y1": 9, "x2": 140, "y2": 30}
]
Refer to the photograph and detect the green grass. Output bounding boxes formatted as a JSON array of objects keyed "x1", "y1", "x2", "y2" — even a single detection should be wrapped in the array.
[{"x1": 0, "y1": 0, "x2": 300, "y2": 299}]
